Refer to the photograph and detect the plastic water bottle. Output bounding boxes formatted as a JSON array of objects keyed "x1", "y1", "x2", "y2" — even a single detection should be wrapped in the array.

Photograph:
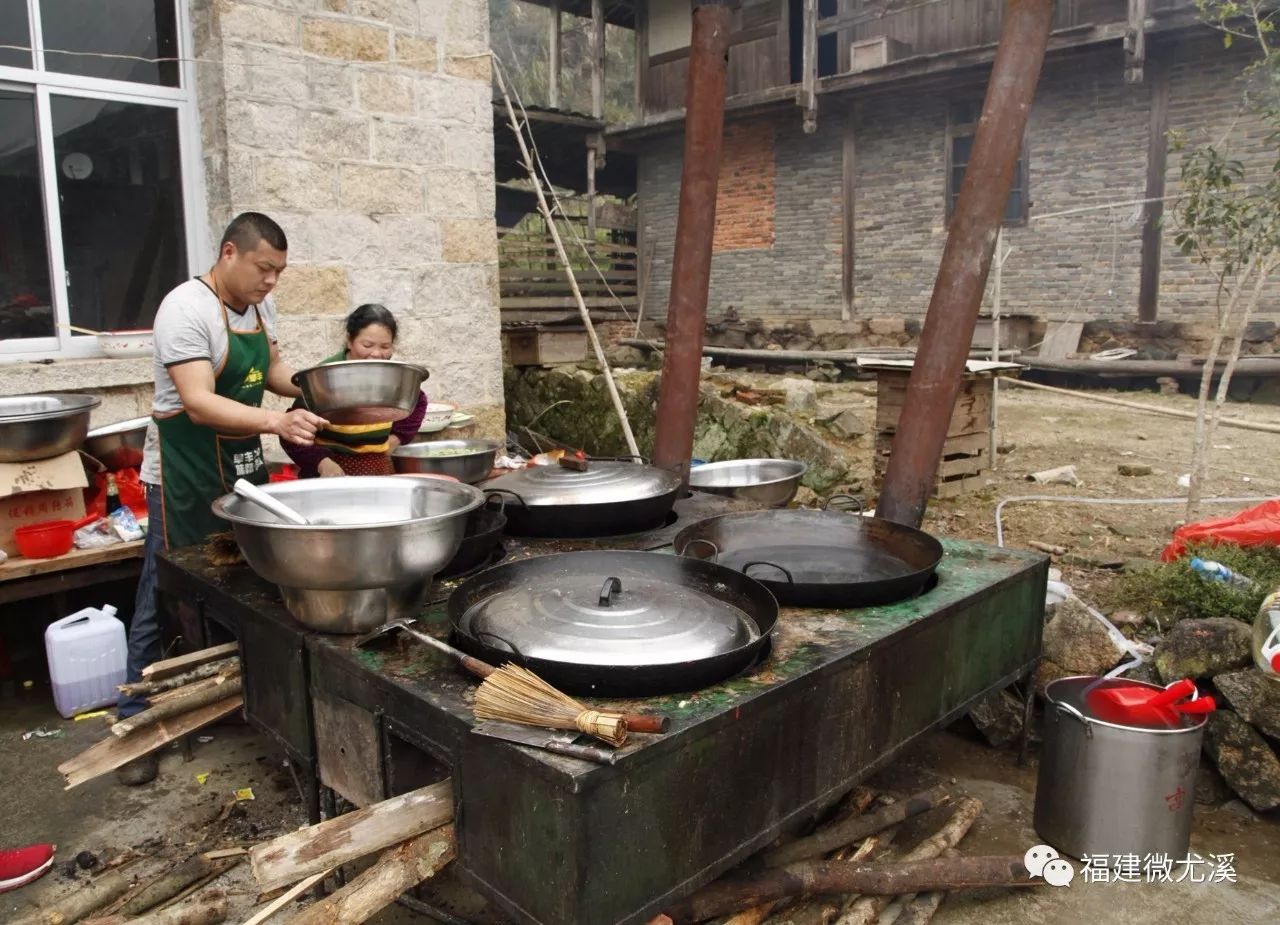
[
  {"x1": 1254, "y1": 589, "x2": 1280, "y2": 678},
  {"x1": 1189, "y1": 557, "x2": 1257, "y2": 592}
]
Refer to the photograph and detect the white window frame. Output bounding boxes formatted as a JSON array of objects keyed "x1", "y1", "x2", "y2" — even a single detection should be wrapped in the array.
[{"x1": 0, "y1": 0, "x2": 208, "y2": 362}]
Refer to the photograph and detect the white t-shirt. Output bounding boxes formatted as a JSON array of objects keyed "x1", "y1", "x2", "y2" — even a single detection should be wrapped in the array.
[{"x1": 140, "y1": 279, "x2": 278, "y2": 485}]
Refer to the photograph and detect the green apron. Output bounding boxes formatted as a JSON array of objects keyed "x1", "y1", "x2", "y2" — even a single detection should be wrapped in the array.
[{"x1": 156, "y1": 301, "x2": 270, "y2": 549}]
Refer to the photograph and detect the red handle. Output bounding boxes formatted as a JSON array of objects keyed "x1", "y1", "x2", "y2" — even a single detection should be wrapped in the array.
[
  {"x1": 1149, "y1": 679, "x2": 1196, "y2": 707},
  {"x1": 622, "y1": 714, "x2": 669, "y2": 734},
  {"x1": 1174, "y1": 696, "x2": 1216, "y2": 715}
]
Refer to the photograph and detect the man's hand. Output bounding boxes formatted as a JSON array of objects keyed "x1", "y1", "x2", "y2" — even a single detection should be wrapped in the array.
[
  {"x1": 317, "y1": 458, "x2": 344, "y2": 478},
  {"x1": 272, "y1": 408, "x2": 328, "y2": 446}
]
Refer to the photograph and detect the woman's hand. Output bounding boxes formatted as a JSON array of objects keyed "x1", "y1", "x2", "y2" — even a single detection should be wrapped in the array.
[
  {"x1": 387, "y1": 435, "x2": 402, "y2": 452},
  {"x1": 317, "y1": 458, "x2": 344, "y2": 478}
]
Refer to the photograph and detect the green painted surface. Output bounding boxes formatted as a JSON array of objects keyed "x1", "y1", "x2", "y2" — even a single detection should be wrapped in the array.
[{"x1": 355, "y1": 538, "x2": 1043, "y2": 736}]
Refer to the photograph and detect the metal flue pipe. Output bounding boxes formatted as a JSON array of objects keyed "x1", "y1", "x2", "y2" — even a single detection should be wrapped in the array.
[
  {"x1": 878, "y1": 0, "x2": 1057, "y2": 527},
  {"x1": 652, "y1": 1, "x2": 731, "y2": 486}
]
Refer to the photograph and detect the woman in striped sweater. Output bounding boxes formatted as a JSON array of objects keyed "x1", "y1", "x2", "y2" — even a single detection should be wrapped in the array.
[{"x1": 281, "y1": 304, "x2": 428, "y2": 477}]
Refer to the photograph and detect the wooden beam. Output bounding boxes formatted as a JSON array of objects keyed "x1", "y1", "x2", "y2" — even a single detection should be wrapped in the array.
[
  {"x1": 141, "y1": 642, "x2": 239, "y2": 680},
  {"x1": 841, "y1": 113, "x2": 856, "y2": 321},
  {"x1": 549, "y1": 0, "x2": 561, "y2": 110},
  {"x1": 59, "y1": 695, "x2": 243, "y2": 789},
  {"x1": 1138, "y1": 57, "x2": 1168, "y2": 322},
  {"x1": 635, "y1": 0, "x2": 648, "y2": 113},
  {"x1": 249, "y1": 780, "x2": 454, "y2": 893},
  {"x1": 1125, "y1": 0, "x2": 1149, "y2": 83},
  {"x1": 591, "y1": 0, "x2": 605, "y2": 120},
  {"x1": 800, "y1": 0, "x2": 817, "y2": 132}
]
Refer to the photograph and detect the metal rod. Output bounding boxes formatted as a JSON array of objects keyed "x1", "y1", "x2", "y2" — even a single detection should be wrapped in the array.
[
  {"x1": 878, "y1": 0, "x2": 1057, "y2": 528},
  {"x1": 651, "y1": 1, "x2": 732, "y2": 484}
]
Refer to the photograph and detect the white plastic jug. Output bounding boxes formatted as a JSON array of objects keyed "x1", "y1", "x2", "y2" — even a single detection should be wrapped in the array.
[{"x1": 44, "y1": 604, "x2": 127, "y2": 718}]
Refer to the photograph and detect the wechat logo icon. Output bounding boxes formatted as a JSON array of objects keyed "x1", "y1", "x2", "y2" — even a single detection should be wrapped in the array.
[{"x1": 1025, "y1": 845, "x2": 1075, "y2": 888}]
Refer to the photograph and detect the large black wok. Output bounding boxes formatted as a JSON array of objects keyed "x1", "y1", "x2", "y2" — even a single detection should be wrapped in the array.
[
  {"x1": 447, "y1": 550, "x2": 778, "y2": 696},
  {"x1": 478, "y1": 459, "x2": 681, "y2": 538},
  {"x1": 437, "y1": 502, "x2": 506, "y2": 578},
  {"x1": 673, "y1": 500, "x2": 944, "y2": 608}
]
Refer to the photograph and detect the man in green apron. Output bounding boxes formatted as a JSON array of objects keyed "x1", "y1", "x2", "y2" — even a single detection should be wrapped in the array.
[{"x1": 117, "y1": 213, "x2": 328, "y2": 785}]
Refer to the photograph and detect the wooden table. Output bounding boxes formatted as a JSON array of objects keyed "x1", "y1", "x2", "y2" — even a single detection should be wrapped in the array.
[{"x1": 0, "y1": 541, "x2": 144, "y2": 605}]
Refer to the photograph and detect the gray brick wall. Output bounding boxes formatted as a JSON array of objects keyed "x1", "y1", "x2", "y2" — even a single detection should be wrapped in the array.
[{"x1": 636, "y1": 41, "x2": 1279, "y2": 324}]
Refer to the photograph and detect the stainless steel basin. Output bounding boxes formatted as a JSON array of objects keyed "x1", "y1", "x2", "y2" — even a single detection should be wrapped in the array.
[
  {"x1": 292, "y1": 360, "x2": 427, "y2": 426},
  {"x1": 211, "y1": 476, "x2": 484, "y2": 632},
  {"x1": 391, "y1": 439, "x2": 500, "y2": 484},
  {"x1": 83, "y1": 416, "x2": 149, "y2": 470},
  {"x1": 688, "y1": 458, "x2": 808, "y2": 508},
  {"x1": 0, "y1": 393, "x2": 101, "y2": 463}
]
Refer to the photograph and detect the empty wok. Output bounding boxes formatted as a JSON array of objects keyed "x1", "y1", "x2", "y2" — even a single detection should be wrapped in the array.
[{"x1": 673, "y1": 499, "x2": 943, "y2": 608}]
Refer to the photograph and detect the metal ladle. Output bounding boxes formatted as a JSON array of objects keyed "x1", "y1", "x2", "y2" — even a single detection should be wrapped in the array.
[{"x1": 233, "y1": 478, "x2": 311, "y2": 526}]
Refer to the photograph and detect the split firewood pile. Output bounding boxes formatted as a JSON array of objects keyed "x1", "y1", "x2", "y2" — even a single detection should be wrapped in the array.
[
  {"x1": 58, "y1": 643, "x2": 243, "y2": 790},
  {"x1": 645, "y1": 783, "x2": 1041, "y2": 925}
]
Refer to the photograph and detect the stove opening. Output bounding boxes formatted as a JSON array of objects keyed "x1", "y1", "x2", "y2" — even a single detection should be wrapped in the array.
[{"x1": 382, "y1": 718, "x2": 451, "y2": 797}]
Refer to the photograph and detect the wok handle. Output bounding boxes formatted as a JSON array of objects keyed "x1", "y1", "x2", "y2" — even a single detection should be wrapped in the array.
[
  {"x1": 483, "y1": 491, "x2": 508, "y2": 516},
  {"x1": 679, "y1": 538, "x2": 720, "y2": 562},
  {"x1": 598, "y1": 576, "x2": 623, "y2": 606},
  {"x1": 742, "y1": 561, "x2": 795, "y2": 584},
  {"x1": 483, "y1": 487, "x2": 527, "y2": 508},
  {"x1": 825, "y1": 493, "x2": 866, "y2": 516}
]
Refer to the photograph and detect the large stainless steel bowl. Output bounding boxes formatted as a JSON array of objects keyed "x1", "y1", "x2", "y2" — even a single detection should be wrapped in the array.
[
  {"x1": 83, "y1": 416, "x2": 149, "y2": 470},
  {"x1": 212, "y1": 476, "x2": 484, "y2": 632},
  {"x1": 391, "y1": 439, "x2": 500, "y2": 484},
  {"x1": 0, "y1": 393, "x2": 101, "y2": 463},
  {"x1": 688, "y1": 458, "x2": 808, "y2": 508},
  {"x1": 292, "y1": 360, "x2": 428, "y2": 426}
]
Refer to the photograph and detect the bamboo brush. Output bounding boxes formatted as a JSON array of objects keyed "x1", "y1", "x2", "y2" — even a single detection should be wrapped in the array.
[{"x1": 475, "y1": 664, "x2": 629, "y2": 747}]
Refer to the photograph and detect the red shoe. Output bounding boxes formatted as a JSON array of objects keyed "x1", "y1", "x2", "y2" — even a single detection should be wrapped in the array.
[{"x1": 0, "y1": 844, "x2": 55, "y2": 893}]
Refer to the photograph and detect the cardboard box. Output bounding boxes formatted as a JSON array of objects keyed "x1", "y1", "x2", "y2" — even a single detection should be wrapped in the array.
[{"x1": 0, "y1": 451, "x2": 89, "y2": 557}]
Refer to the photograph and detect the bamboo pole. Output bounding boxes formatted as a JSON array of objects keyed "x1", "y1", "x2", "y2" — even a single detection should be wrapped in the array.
[
  {"x1": 493, "y1": 61, "x2": 640, "y2": 458},
  {"x1": 1003, "y1": 376, "x2": 1280, "y2": 434}
]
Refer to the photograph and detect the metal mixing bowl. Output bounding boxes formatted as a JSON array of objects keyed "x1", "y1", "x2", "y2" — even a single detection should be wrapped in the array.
[
  {"x1": 211, "y1": 476, "x2": 484, "y2": 632},
  {"x1": 391, "y1": 439, "x2": 500, "y2": 484},
  {"x1": 688, "y1": 458, "x2": 808, "y2": 508},
  {"x1": 83, "y1": 416, "x2": 149, "y2": 470},
  {"x1": 291, "y1": 360, "x2": 428, "y2": 426},
  {"x1": 0, "y1": 393, "x2": 101, "y2": 463}
]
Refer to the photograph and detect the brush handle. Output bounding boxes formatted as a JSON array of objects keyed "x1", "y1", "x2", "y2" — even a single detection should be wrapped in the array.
[{"x1": 409, "y1": 626, "x2": 671, "y2": 733}]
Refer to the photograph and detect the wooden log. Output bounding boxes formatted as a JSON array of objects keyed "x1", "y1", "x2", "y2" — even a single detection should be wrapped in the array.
[
  {"x1": 288, "y1": 825, "x2": 456, "y2": 925},
  {"x1": 241, "y1": 870, "x2": 331, "y2": 925},
  {"x1": 119, "y1": 659, "x2": 239, "y2": 696},
  {"x1": 11, "y1": 865, "x2": 137, "y2": 925},
  {"x1": 250, "y1": 779, "x2": 453, "y2": 893},
  {"x1": 763, "y1": 786, "x2": 952, "y2": 868},
  {"x1": 832, "y1": 799, "x2": 986, "y2": 925},
  {"x1": 894, "y1": 888, "x2": 947, "y2": 925},
  {"x1": 142, "y1": 644, "x2": 238, "y2": 680},
  {"x1": 664, "y1": 854, "x2": 1031, "y2": 924},
  {"x1": 112, "y1": 678, "x2": 242, "y2": 738},
  {"x1": 1027, "y1": 541, "x2": 1066, "y2": 556},
  {"x1": 60, "y1": 697, "x2": 243, "y2": 789},
  {"x1": 117, "y1": 857, "x2": 238, "y2": 916},
  {"x1": 733, "y1": 790, "x2": 878, "y2": 925},
  {"x1": 759, "y1": 818, "x2": 898, "y2": 925},
  {"x1": 126, "y1": 895, "x2": 228, "y2": 925}
]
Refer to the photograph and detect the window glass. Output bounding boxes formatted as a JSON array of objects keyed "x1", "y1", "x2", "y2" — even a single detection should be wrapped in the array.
[
  {"x1": 0, "y1": 2, "x2": 32, "y2": 69},
  {"x1": 40, "y1": 1, "x2": 179, "y2": 87},
  {"x1": 51, "y1": 95, "x2": 186, "y2": 332},
  {"x1": 0, "y1": 87, "x2": 54, "y2": 340}
]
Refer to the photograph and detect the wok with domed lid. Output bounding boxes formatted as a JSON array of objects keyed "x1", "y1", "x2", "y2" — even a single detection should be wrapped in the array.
[{"x1": 446, "y1": 550, "x2": 778, "y2": 696}]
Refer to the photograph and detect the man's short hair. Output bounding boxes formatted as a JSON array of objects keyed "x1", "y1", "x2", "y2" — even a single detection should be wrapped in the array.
[{"x1": 220, "y1": 212, "x2": 288, "y2": 254}]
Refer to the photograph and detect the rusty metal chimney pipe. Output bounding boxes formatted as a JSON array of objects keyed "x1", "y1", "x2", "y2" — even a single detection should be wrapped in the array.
[
  {"x1": 878, "y1": 0, "x2": 1057, "y2": 528},
  {"x1": 652, "y1": 1, "x2": 731, "y2": 485}
]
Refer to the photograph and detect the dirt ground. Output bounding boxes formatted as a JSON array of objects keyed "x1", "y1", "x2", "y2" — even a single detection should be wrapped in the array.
[{"x1": 3, "y1": 381, "x2": 1279, "y2": 923}]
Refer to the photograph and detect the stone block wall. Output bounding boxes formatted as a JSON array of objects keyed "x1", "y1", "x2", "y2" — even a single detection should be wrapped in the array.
[
  {"x1": 635, "y1": 41, "x2": 1279, "y2": 327},
  {"x1": 193, "y1": 0, "x2": 503, "y2": 424}
]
